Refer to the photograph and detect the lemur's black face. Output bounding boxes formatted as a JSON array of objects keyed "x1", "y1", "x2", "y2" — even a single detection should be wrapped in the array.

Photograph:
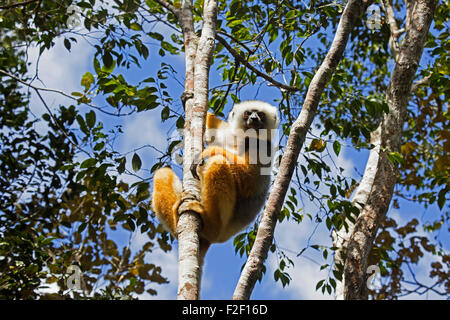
[{"x1": 243, "y1": 110, "x2": 266, "y2": 130}]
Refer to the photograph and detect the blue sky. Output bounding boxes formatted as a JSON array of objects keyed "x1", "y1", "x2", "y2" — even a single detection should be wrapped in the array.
[{"x1": 27, "y1": 13, "x2": 448, "y2": 299}]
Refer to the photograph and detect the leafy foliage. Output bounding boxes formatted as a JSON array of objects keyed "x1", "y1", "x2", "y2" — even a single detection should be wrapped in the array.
[{"x1": 0, "y1": 0, "x2": 447, "y2": 299}]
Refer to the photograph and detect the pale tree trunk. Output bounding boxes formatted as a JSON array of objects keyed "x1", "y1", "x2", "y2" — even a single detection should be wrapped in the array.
[
  {"x1": 154, "y1": 0, "x2": 218, "y2": 300},
  {"x1": 232, "y1": 0, "x2": 365, "y2": 300},
  {"x1": 332, "y1": 127, "x2": 381, "y2": 300},
  {"x1": 342, "y1": 0, "x2": 438, "y2": 300}
]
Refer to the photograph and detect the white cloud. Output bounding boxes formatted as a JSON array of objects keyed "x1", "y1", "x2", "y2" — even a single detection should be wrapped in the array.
[
  {"x1": 119, "y1": 112, "x2": 168, "y2": 153},
  {"x1": 269, "y1": 217, "x2": 333, "y2": 299},
  {"x1": 28, "y1": 38, "x2": 91, "y2": 92},
  {"x1": 144, "y1": 248, "x2": 178, "y2": 300},
  {"x1": 129, "y1": 229, "x2": 178, "y2": 299},
  {"x1": 25, "y1": 34, "x2": 94, "y2": 134},
  {"x1": 271, "y1": 254, "x2": 332, "y2": 300}
]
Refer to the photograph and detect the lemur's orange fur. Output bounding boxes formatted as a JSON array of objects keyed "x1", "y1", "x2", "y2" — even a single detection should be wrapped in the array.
[
  {"x1": 151, "y1": 101, "x2": 279, "y2": 262},
  {"x1": 206, "y1": 112, "x2": 226, "y2": 131}
]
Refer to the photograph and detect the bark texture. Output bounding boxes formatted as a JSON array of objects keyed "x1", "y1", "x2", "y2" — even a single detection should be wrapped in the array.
[
  {"x1": 178, "y1": 0, "x2": 217, "y2": 300},
  {"x1": 232, "y1": 0, "x2": 364, "y2": 300},
  {"x1": 155, "y1": 0, "x2": 218, "y2": 300},
  {"x1": 343, "y1": 0, "x2": 438, "y2": 300},
  {"x1": 332, "y1": 127, "x2": 381, "y2": 300}
]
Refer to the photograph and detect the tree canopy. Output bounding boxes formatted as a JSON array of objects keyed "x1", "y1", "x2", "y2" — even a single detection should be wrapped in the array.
[{"x1": 0, "y1": 0, "x2": 448, "y2": 299}]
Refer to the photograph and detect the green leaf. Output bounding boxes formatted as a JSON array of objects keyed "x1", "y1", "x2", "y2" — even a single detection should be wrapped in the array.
[
  {"x1": 316, "y1": 279, "x2": 325, "y2": 291},
  {"x1": 64, "y1": 38, "x2": 71, "y2": 51},
  {"x1": 333, "y1": 270, "x2": 343, "y2": 281},
  {"x1": 94, "y1": 142, "x2": 105, "y2": 151},
  {"x1": 76, "y1": 170, "x2": 86, "y2": 181},
  {"x1": 168, "y1": 140, "x2": 181, "y2": 154},
  {"x1": 138, "y1": 207, "x2": 148, "y2": 221},
  {"x1": 326, "y1": 217, "x2": 332, "y2": 230},
  {"x1": 126, "y1": 219, "x2": 136, "y2": 231},
  {"x1": 333, "y1": 140, "x2": 341, "y2": 156},
  {"x1": 161, "y1": 106, "x2": 170, "y2": 122},
  {"x1": 437, "y1": 188, "x2": 447, "y2": 210},
  {"x1": 76, "y1": 115, "x2": 89, "y2": 134},
  {"x1": 116, "y1": 156, "x2": 126, "y2": 174},
  {"x1": 309, "y1": 139, "x2": 326, "y2": 152},
  {"x1": 102, "y1": 51, "x2": 114, "y2": 69},
  {"x1": 80, "y1": 158, "x2": 97, "y2": 169},
  {"x1": 330, "y1": 184, "x2": 337, "y2": 197},
  {"x1": 322, "y1": 248, "x2": 328, "y2": 259},
  {"x1": 176, "y1": 116, "x2": 185, "y2": 129},
  {"x1": 132, "y1": 153, "x2": 142, "y2": 172},
  {"x1": 77, "y1": 1, "x2": 92, "y2": 8},
  {"x1": 93, "y1": 57, "x2": 101, "y2": 74},
  {"x1": 81, "y1": 72, "x2": 95, "y2": 91},
  {"x1": 116, "y1": 198, "x2": 127, "y2": 211},
  {"x1": 141, "y1": 45, "x2": 149, "y2": 59},
  {"x1": 142, "y1": 77, "x2": 155, "y2": 83},
  {"x1": 136, "y1": 182, "x2": 150, "y2": 197},
  {"x1": 130, "y1": 22, "x2": 142, "y2": 31},
  {"x1": 150, "y1": 162, "x2": 162, "y2": 173},
  {"x1": 42, "y1": 113, "x2": 51, "y2": 121},
  {"x1": 85, "y1": 110, "x2": 96, "y2": 128},
  {"x1": 386, "y1": 151, "x2": 404, "y2": 166},
  {"x1": 78, "y1": 222, "x2": 87, "y2": 233},
  {"x1": 330, "y1": 278, "x2": 336, "y2": 289}
]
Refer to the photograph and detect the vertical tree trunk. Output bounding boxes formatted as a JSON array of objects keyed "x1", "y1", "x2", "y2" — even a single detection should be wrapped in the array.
[
  {"x1": 333, "y1": 127, "x2": 381, "y2": 300},
  {"x1": 178, "y1": 0, "x2": 217, "y2": 300},
  {"x1": 176, "y1": 0, "x2": 202, "y2": 300},
  {"x1": 343, "y1": 0, "x2": 438, "y2": 300},
  {"x1": 232, "y1": 0, "x2": 364, "y2": 300},
  {"x1": 177, "y1": 0, "x2": 217, "y2": 300},
  {"x1": 154, "y1": 0, "x2": 217, "y2": 300}
]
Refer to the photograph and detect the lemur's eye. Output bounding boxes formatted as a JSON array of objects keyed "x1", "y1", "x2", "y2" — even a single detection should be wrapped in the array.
[
  {"x1": 257, "y1": 112, "x2": 265, "y2": 120},
  {"x1": 243, "y1": 111, "x2": 251, "y2": 118}
]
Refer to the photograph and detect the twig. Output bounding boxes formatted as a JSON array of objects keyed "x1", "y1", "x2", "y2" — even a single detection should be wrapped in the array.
[
  {"x1": 0, "y1": 68, "x2": 91, "y2": 156},
  {"x1": 216, "y1": 34, "x2": 300, "y2": 93},
  {"x1": 216, "y1": 30, "x2": 252, "y2": 52},
  {"x1": 381, "y1": 0, "x2": 404, "y2": 61},
  {"x1": 217, "y1": 60, "x2": 239, "y2": 112},
  {"x1": 0, "y1": 68, "x2": 134, "y2": 117},
  {"x1": 34, "y1": 89, "x2": 91, "y2": 157},
  {"x1": 411, "y1": 73, "x2": 433, "y2": 93},
  {"x1": 152, "y1": 0, "x2": 180, "y2": 18}
]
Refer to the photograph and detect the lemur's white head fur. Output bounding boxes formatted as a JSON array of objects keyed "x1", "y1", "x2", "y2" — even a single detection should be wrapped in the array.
[{"x1": 228, "y1": 100, "x2": 279, "y2": 131}]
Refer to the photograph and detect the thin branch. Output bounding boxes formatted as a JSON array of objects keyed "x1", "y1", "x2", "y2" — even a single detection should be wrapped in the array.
[
  {"x1": 0, "y1": 68, "x2": 134, "y2": 117},
  {"x1": 0, "y1": 69, "x2": 91, "y2": 156},
  {"x1": 401, "y1": 279, "x2": 447, "y2": 296},
  {"x1": 232, "y1": 0, "x2": 365, "y2": 300},
  {"x1": 216, "y1": 30, "x2": 252, "y2": 52},
  {"x1": 381, "y1": 0, "x2": 404, "y2": 61},
  {"x1": 382, "y1": 0, "x2": 400, "y2": 35},
  {"x1": 138, "y1": 7, "x2": 182, "y2": 34},
  {"x1": 217, "y1": 60, "x2": 239, "y2": 112},
  {"x1": 34, "y1": 89, "x2": 91, "y2": 157},
  {"x1": 215, "y1": 34, "x2": 300, "y2": 93},
  {"x1": 152, "y1": 0, "x2": 180, "y2": 18},
  {"x1": 411, "y1": 73, "x2": 433, "y2": 93}
]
